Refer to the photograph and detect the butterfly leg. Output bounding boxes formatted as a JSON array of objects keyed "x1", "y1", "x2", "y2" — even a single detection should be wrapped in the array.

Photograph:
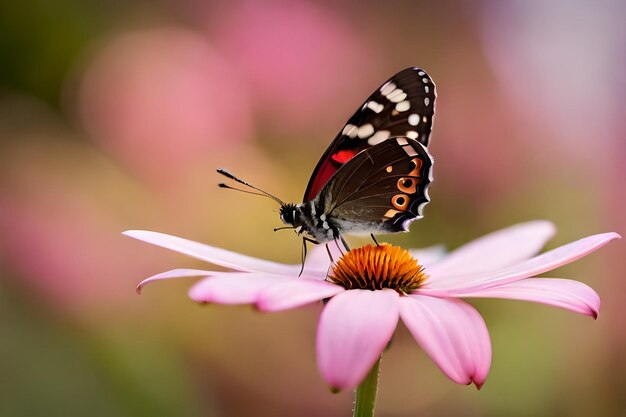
[
  {"x1": 299, "y1": 239, "x2": 307, "y2": 277},
  {"x1": 370, "y1": 233, "x2": 380, "y2": 246},
  {"x1": 299, "y1": 237, "x2": 319, "y2": 277},
  {"x1": 327, "y1": 236, "x2": 351, "y2": 261},
  {"x1": 339, "y1": 236, "x2": 350, "y2": 252},
  {"x1": 324, "y1": 243, "x2": 335, "y2": 264}
]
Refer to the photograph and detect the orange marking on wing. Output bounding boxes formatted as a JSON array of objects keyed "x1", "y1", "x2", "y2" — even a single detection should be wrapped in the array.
[
  {"x1": 392, "y1": 194, "x2": 410, "y2": 210},
  {"x1": 384, "y1": 209, "x2": 400, "y2": 219},
  {"x1": 407, "y1": 158, "x2": 423, "y2": 177},
  {"x1": 397, "y1": 177, "x2": 417, "y2": 194}
]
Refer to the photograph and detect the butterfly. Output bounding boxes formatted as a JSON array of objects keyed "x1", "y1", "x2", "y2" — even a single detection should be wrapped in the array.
[{"x1": 218, "y1": 67, "x2": 436, "y2": 252}]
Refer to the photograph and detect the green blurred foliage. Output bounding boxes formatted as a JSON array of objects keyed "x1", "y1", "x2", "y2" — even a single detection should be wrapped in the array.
[
  {"x1": 0, "y1": 0, "x2": 112, "y2": 107},
  {"x1": 0, "y1": 282, "x2": 204, "y2": 417}
]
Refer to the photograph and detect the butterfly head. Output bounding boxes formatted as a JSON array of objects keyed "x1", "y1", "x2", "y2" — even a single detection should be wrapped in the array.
[{"x1": 279, "y1": 203, "x2": 298, "y2": 227}]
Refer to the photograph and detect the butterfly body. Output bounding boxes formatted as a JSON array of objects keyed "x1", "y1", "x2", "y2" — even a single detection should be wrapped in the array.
[
  {"x1": 281, "y1": 200, "x2": 385, "y2": 244},
  {"x1": 220, "y1": 67, "x2": 436, "y2": 246}
]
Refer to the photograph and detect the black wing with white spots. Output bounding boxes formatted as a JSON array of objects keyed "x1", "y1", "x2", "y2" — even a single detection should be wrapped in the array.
[{"x1": 303, "y1": 67, "x2": 436, "y2": 202}]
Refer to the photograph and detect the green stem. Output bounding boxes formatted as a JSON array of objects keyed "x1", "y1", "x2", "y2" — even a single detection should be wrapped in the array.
[{"x1": 353, "y1": 355, "x2": 382, "y2": 417}]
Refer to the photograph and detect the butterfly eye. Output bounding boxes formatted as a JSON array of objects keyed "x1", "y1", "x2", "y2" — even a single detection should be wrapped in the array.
[
  {"x1": 397, "y1": 177, "x2": 417, "y2": 194},
  {"x1": 392, "y1": 194, "x2": 410, "y2": 210}
]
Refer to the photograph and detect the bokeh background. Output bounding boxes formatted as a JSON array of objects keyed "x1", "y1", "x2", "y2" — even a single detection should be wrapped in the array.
[{"x1": 1, "y1": 0, "x2": 624, "y2": 416}]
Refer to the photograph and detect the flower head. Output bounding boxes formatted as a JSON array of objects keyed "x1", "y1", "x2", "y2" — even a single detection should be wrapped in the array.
[
  {"x1": 329, "y1": 243, "x2": 427, "y2": 292},
  {"x1": 125, "y1": 221, "x2": 619, "y2": 390}
]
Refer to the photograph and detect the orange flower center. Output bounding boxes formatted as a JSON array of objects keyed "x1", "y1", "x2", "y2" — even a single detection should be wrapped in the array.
[{"x1": 328, "y1": 243, "x2": 427, "y2": 293}]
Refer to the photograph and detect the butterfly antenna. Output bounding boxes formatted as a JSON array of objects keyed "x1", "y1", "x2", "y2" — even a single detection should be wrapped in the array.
[
  {"x1": 218, "y1": 183, "x2": 274, "y2": 199},
  {"x1": 217, "y1": 168, "x2": 284, "y2": 205}
]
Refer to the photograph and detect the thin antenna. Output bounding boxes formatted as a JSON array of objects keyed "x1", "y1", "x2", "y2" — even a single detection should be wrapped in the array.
[
  {"x1": 218, "y1": 183, "x2": 273, "y2": 199},
  {"x1": 217, "y1": 168, "x2": 284, "y2": 205}
]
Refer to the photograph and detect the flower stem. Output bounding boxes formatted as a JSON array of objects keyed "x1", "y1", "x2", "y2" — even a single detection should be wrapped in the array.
[{"x1": 353, "y1": 355, "x2": 382, "y2": 417}]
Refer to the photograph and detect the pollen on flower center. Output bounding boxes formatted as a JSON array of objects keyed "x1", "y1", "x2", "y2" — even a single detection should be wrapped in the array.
[{"x1": 328, "y1": 243, "x2": 427, "y2": 293}]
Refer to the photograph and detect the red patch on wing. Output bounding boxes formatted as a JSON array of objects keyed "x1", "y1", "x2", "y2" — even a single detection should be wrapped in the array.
[
  {"x1": 331, "y1": 150, "x2": 357, "y2": 164},
  {"x1": 304, "y1": 149, "x2": 361, "y2": 201},
  {"x1": 304, "y1": 160, "x2": 337, "y2": 201}
]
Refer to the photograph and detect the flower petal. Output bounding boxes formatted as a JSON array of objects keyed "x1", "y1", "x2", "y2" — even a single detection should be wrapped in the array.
[
  {"x1": 426, "y1": 232, "x2": 620, "y2": 293},
  {"x1": 257, "y1": 279, "x2": 345, "y2": 312},
  {"x1": 454, "y1": 278, "x2": 601, "y2": 318},
  {"x1": 427, "y1": 221, "x2": 556, "y2": 279},
  {"x1": 399, "y1": 295, "x2": 491, "y2": 388},
  {"x1": 188, "y1": 273, "x2": 285, "y2": 304},
  {"x1": 409, "y1": 245, "x2": 447, "y2": 267},
  {"x1": 317, "y1": 289, "x2": 399, "y2": 390},
  {"x1": 136, "y1": 268, "x2": 211, "y2": 294},
  {"x1": 123, "y1": 230, "x2": 300, "y2": 275}
]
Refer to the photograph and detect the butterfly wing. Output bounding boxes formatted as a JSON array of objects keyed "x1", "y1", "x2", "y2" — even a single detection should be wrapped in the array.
[
  {"x1": 303, "y1": 67, "x2": 436, "y2": 202},
  {"x1": 315, "y1": 137, "x2": 433, "y2": 234}
]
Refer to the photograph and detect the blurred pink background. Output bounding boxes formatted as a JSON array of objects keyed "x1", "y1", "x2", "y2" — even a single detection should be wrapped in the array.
[{"x1": 0, "y1": 1, "x2": 624, "y2": 416}]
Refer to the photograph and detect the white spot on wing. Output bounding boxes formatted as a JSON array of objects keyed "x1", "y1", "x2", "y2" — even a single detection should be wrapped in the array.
[
  {"x1": 387, "y1": 91, "x2": 407, "y2": 103},
  {"x1": 406, "y1": 131, "x2": 418, "y2": 139},
  {"x1": 408, "y1": 113, "x2": 420, "y2": 126},
  {"x1": 366, "y1": 101, "x2": 384, "y2": 113},
  {"x1": 425, "y1": 86, "x2": 430, "y2": 93},
  {"x1": 422, "y1": 116, "x2": 428, "y2": 123},
  {"x1": 386, "y1": 88, "x2": 404, "y2": 100},
  {"x1": 424, "y1": 97, "x2": 430, "y2": 106},
  {"x1": 380, "y1": 82, "x2": 396, "y2": 96},
  {"x1": 322, "y1": 221, "x2": 330, "y2": 230},
  {"x1": 342, "y1": 124, "x2": 358, "y2": 138},
  {"x1": 320, "y1": 213, "x2": 326, "y2": 221},
  {"x1": 395, "y1": 100, "x2": 411, "y2": 112},
  {"x1": 417, "y1": 71, "x2": 425, "y2": 76},
  {"x1": 357, "y1": 124, "x2": 375, "y2": 139},
  {"x1": 367, "y1": 130, "x2": 391, "y2": 145},
  {"x1": 402, "y1": 145, "x2": 418, "y2": 156},
  {"x1": 396, "y1": 137, "x2": 409, "y2": 146},
  {"x1": 422, "y1": 78, "x2": 429, "y2": 83}
]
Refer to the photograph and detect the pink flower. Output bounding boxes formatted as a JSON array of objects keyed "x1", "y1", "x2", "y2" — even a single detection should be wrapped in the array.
[{"x1": 124, "y1": 221, "x2": 619, "y2": 390}]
